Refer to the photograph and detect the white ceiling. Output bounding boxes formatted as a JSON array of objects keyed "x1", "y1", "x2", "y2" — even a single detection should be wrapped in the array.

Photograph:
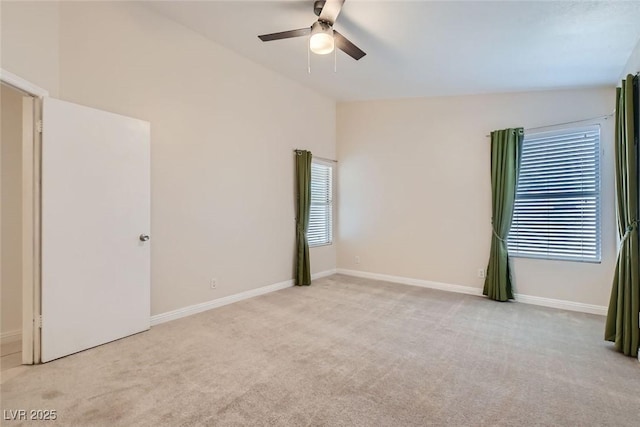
[{"x1": 146, "y1": 1, "x2": 640, "y2": 102}]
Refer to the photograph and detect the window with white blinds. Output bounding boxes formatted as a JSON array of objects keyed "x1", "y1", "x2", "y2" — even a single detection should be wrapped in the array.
[
  {"x1": 308, "y1": 161, "x2": 333, "y2": 246},
  {"x1": 508, "y1": 125, "x2": 601, "y2": 262}
]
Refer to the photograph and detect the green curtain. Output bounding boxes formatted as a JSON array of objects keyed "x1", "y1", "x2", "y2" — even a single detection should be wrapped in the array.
[
  {"x1": 484, "y1": 128, "x2": 524, "y2": 301},
  {"x1": 605, "y1": 75, "x2": 639, "y2": 357},
  {"x1": 295, "y1": 150, "x2": 312, "y2": 286}
]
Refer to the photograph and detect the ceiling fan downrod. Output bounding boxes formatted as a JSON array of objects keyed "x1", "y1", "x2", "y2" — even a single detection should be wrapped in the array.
[{"x1": 314, "y1": 1, "x2": 326, "y2": 17}]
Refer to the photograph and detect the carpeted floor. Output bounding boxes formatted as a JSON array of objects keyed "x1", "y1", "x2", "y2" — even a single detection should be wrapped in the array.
[{"x1": 1, "y1": 274, "x2": 638, "y2": 426}]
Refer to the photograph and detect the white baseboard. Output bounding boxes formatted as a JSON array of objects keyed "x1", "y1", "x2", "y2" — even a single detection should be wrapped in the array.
[
  {"x1": 1, "y1": 330, "x2": 22, "y2": 345},
  {"x1": 150, "y1": 269, "x2": 337, "y2": 326},
  {"x1": 336, "y1": 268, "x2": 483, "y2": 296},
  {"x1": 311, "y1": 268, "x2": 337, "y2": 280},
  {"x1": 514, "y1": 293, "x2": 607, "y2": 316},
  {"x1": 336, "y1": 268, "x2": 607, "y2": 316}
]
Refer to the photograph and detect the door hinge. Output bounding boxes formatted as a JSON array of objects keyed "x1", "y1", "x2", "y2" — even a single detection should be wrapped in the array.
[
  {"x1": 35, "y1": 315, "x2": 43, "y2": 328},
  {"x1": 36, "y1": 119, "x2": 43, "y2": 133}
]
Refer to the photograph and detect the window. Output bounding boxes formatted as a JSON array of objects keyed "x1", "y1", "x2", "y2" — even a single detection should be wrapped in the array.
[
  {"x1": 308, "y1": 161, "x2": 333, "y2": 247},
  {"x1": 508, "y1": 126, "x2": 601, "y2": 262}
]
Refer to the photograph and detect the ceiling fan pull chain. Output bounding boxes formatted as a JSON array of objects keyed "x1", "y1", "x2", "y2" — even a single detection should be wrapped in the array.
[
  {"x1": 308, "y1": 38, "x2": 311, "y2": 74},
  {"x1": 334, "y1": 43, "x2": 337, "y2": 73}
]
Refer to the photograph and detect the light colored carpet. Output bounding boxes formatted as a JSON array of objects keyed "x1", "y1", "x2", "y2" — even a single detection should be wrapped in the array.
[{"x1": 1, "y1": 274, "x2": 638, "y2": 426}]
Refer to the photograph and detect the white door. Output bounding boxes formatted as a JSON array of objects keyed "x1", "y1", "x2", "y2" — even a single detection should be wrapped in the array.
[{"x1": 41, "y1": 98, "x2": 150, "y2": 362}]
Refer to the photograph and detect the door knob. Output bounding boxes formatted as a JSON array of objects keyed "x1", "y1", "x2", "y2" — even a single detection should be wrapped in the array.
[{"x1": 139, "y1": 234, "x2": 150, "y2": 242}]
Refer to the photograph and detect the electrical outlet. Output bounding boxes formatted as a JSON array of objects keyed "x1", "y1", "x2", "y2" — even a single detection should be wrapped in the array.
[
  {"x1": 477, "y1": 269, "x2": 485, "y2": 279},
  {"x1": 355, "y1": 256, "x2": 361, "y2": 264},
  {"x1": 210, "y1": 278, "x2": 217, "y2": 289}
]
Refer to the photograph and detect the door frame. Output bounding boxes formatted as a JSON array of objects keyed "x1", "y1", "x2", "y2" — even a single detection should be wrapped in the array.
[{"x1": 1, "y1": 69, "x2": 48, "y2": 364}]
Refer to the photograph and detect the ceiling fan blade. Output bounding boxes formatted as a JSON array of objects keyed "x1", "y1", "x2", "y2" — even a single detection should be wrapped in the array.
[
  {"x1": 319, "y1": 0, "x2": 345, "y2": 25},
  {"x1": 334, "y1": 30, "x2": 366, "y2": 60},
  {"x1": 258, "y1": 27, "x2": 311, "y2": 42}
]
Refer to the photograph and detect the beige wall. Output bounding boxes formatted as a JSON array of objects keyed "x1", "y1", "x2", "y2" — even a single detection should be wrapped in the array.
[
  {"x1": 337, "y1": 88, "x2": 616, "y2": 307},
  {"x1": 2, "y1": 1, "x2": 336, "y2": 316},
  {"x1": 2, "y1": 1, "x2": 628, "y2": 317},
  {"x1": 0, "y1": 0, "x2": 60, "y2": 97},
  {"x1": 1, "y1": 84, "x2": 24, "y2": 336},
  {"x1": 56, "y1": 2, "x2": 336, "y2": 315}
]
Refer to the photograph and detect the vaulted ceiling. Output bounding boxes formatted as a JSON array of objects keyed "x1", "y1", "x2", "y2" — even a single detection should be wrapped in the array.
[{"x1": 147, "y1": 1, "x2": 640, "y2": 101}]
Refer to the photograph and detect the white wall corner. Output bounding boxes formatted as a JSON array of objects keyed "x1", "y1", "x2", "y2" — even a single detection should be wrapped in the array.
[
  {"x1": 619, "y1": 36, "x2": 640, "y2": 79},
  {"x1": 150, "y1": 269, "x2": 337, "y2": 327},
  {"x1": 336, "y1": 268, "x2": 607, "y2": 316}
]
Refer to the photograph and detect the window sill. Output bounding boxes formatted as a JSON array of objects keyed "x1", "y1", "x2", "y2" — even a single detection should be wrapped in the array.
[
  {"x1": 509, "y1": 253, "x2": 601, "y2": 264},
  {"x1": 309, "y1": 242, "x2": 333, "y2": 248}
]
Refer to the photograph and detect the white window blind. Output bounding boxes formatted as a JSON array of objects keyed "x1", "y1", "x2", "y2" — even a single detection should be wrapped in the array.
[
  {"x1": 508, "y1": 126, "x2": 601, "y2": 262},
  {"x1": 308, "y1": 162, "x2": 333, "y2": 246}
]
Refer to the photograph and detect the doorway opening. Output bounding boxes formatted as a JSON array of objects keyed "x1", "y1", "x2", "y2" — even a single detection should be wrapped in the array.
[
  {"x1": 1, "y1": 83, "x2": 29, "y2": 369},
  {"x1": 1, "y1": 71, "x2": 46, "y2": 370},
  {"x1": 2, "y1": 70, "x2": 151, "y2": 366}
]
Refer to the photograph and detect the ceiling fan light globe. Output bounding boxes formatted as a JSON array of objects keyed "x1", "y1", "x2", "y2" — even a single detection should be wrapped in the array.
[
  {"x1": 310, "y1": 32, "x2": 334, "y2": 54},
  {"x1": 309, "y1": 20, "x2": 334, "y2": 55}
]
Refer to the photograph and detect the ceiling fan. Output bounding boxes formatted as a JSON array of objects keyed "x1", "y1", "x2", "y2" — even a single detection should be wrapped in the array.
[{"x1": 258, "y1": 0, "x2": 366, "y2": 61}]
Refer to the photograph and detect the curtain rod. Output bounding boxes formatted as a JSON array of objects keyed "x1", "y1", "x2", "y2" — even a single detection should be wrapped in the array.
[
  {"x1": 293, "y1": 150, "x2": 338, "y2": 163},
  {"x1": 484, "y1": 111, "x2": 615, "y2": 138}
]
